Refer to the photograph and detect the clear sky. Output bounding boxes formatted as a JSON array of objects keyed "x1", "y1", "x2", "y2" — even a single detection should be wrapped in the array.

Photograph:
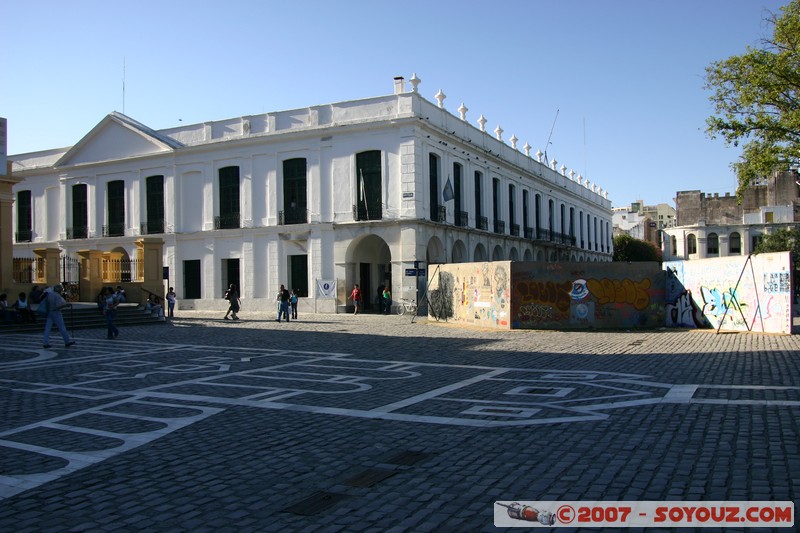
[{"x1": 2, "y1": 0, "x2": 790, "y2": 208}]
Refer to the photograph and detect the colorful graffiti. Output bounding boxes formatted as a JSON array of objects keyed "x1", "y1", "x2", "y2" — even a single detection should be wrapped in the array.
[
  {"x1": 699, "y1": 286, "x2": 746, "y2": 318},
  {"x1": 515, "y1": 280, "x2": 572, "y2": 313},
  {"x1": 665, "y1": 289, "x2": 708, "y2": 328},
  {"x1": 586, "y1": 278, "x2": 651, "y2": 310},
  {"x1": 663, "y1": 253, "x2": 792, "y2": 334}
]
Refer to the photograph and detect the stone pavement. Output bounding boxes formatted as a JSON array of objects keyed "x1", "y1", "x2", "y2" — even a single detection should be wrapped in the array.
[{"x1": 0, "y1": 310, "x2": 798, "y2": 532}]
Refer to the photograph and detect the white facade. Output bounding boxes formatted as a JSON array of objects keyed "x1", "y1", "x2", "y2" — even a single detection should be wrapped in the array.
[{"x1": 10, "y1": 77, "x2": 613, "y2": 312}]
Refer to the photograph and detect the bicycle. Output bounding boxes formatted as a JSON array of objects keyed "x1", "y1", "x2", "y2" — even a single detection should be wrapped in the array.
[{"x1": 396, "y1": 297, "x2": 417, "y2": 316}]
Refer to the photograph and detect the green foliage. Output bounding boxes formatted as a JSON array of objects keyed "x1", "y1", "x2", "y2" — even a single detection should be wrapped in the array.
[
  {"x1": 613, "y1": 234, "x2": 661, "y2": 262},
  {"x1": 704, "y1": 0, "x2": 800, "y2": 201},
  {"x1": 753, "y1": 227, "x2": 800, "y2": 256}
]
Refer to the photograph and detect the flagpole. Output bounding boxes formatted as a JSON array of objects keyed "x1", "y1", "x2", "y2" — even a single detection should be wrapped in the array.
[{"x1": 360, "y1": 169, "x2": 369, "y2": 220}]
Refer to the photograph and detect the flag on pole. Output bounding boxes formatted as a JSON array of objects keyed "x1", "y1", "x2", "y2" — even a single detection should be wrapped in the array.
[
  {"x1": 443, "y1": 176, "x2": 455, "y2": 202},
  {"x1": 359, "y1": 170, "x2": 366, "y2": 202}
]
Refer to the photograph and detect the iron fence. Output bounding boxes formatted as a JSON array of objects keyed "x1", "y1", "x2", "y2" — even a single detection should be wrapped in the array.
[{"x1": 102, "y1": 258, "x2": 144, "y2": 283}]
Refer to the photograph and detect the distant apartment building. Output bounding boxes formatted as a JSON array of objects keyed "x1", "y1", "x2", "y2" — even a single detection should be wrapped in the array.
[
  {"x1": 612, "y1": 200, "x2": 676, "y2": 246},
  {"x1": 662, "y1": 170, "x2": 800, "y2": 260}
]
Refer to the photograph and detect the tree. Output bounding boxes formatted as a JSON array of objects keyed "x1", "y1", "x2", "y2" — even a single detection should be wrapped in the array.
[
  {"x1": 704, "y1": 0, "x2": 800, "y2": 201},
  {"x1": 753, "y1": 227, "x2": 800, "y2": 256},
  {"x1": 613, "y1": 234, "x2": 661, "y2": 262}
]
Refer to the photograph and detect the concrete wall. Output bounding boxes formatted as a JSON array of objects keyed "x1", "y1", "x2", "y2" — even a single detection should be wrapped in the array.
[
  {"x1": 664, "y1": 252, "x2": 793, "y2": 334},
  {"x1": 429, "y1": 261, "x2": 665, "y2": 330}
]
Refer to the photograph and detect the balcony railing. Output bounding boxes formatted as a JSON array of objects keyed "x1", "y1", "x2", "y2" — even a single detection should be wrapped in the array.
[
  {"x1": 140, "y1": 219, "x2": 165, "y2": 235},
  {"x1": 214, "y1": 213, "x2": 241, "y2": 230},
  {"x1": 510, "y1": 223, "x2": 520, "y2": 237},
  {"x1": 493, "y1": 219, "x2": 505, "y2": 234},
  {"x1": 102, "y1": 223, "x2": 126, "y2": 237},
  {"x1": 353, "y1": 205, "x2": 383, "y2": 221},
  {"x1": 477, "y1": 216, "x2": 488, "y2": 231},
  {"x1": 15, "y1": 229, "x2": 33, "y2": 242},
  {"x1": 430, "y1": 204, "x2": 446, "y2": 223},
  {"x1": 524, "y1": 227, "x2": 534, "y2": 239},
  {"x1": 279, "y1": 207, "x2": 309, "y2": 225},
  {"x1": 67, "y1": 226, "x2": 88, "y2": 239},
  {"x1": 455, "y1": 211, "x2": 469, "y2": 227}
]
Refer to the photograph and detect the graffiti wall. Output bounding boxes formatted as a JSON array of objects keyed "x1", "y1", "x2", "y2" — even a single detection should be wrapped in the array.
[
  {"x1": 429, "y1": 261, "x2": 665, "y2": 330},
  {"x1": 664, "y1": 252, "x2": 793, "y2": 334},
  {"x1": 428, "y1": 261, "x2": 513, "y2": 329},
  {"x1": 511, "y1": 262, "x2": 665, "y2": 330}
]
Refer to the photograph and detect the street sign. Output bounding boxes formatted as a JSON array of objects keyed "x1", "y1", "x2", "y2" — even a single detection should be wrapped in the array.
[{"x1": 405, "y1": 268, "x2": 417, "y2": 276}]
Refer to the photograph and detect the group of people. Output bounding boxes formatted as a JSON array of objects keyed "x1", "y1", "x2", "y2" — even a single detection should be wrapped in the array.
[
  {"x1": 276, "y1": 285, "x2": 299, "y2": 322},
  {"x1": 0, "y1": 291, "x2": 37, "y2": 324},
  {"x1": 349, "y1": 284, "x2": 392, "y2": 314},
  {"x1": 1, "y1": 285, "x2": 78, "y2": 349},
  {"x1": 222, "y1": 283, "x2": 300, "y2": 322}
]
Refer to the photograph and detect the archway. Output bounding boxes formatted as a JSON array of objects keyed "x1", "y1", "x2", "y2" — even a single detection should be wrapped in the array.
[
  {"x1": 474, "y1": 243, "x2": 487, "y2": 262},
  {"x1": 509, "y1": 247, "x2": 519, "y2": 261},
  {"x1": 492, "y1": 245, "x2": 504, "y2": 261},
  {"x1": 523, "y1": 249, "x2": 533, "y2": 261},
  {"x1": 426, "y1": 236, "x2": 447, "y2": 265},
  {"x1": 345, "y1": 234, "x2": 392, "y2": 312},
  {"x1": 452, "y1": 240, "x2": 468, "y2": 263}
]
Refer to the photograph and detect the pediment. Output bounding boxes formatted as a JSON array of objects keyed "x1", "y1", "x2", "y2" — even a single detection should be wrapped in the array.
[{"x1": 56, "y1": 112, "x2": 182, "y2": 167}]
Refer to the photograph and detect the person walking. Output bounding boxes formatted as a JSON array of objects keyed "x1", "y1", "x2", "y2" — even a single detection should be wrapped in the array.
[
  {"x1": 166, "y1": 287, "x2": 177, "y2": 318},
  {"x1": 290, "y1": 289, "x2": 299, "y2": 320},
  {"x1": 224, "y1": 284, "x2": 240, "y2": 320},
  {"x1": 276, "y1": 284, "x2": 290, "y2": 322},
  {"x1": 350, "y1": 284, "x2": 362, "y2": 315},
  {"x1": 382, "y1": 286, "x2": 392, "y2": 314},
  {"x1": 42, "y1": 285, "x2": 75, "y2": 349},
  {"x1": 101, "y1": 287, "x2": 120, "y2": 340}
]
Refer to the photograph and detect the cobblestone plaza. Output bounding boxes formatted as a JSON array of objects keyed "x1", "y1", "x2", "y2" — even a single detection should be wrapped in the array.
[{"x1": 1, "y1": 312, "x2": 798, "y2": 531}]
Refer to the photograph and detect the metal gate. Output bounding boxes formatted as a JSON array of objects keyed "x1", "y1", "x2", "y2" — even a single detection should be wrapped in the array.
[{"x1": 60, "y1": 255, "x2": 81, "y2": 302}]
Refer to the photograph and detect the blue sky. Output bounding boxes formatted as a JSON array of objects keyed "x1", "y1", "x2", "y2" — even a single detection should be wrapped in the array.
[{"x1": 2, "y1": 0, "x2": 790, "y2": 208}]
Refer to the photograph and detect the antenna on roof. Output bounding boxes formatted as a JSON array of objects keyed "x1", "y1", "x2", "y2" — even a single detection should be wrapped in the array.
[
  {"x1": 543, "y1": 109, "x2": 559, "y2": 164},
  {"x1": 122, "y1": 57, "x2": 126, "y2": 115}
]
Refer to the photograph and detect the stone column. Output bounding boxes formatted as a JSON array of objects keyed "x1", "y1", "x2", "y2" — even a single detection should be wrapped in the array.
[
  {"x1": 0, "y1": 162, "x2": 22, "y2": 293},
  {"x1": 696, "y1": 228, "x2": 708, "y2": 259},
  {"x1": 77, "y1": 250, "x2": 106, "y2": 302},
  {"x1": 33, "y1": 248, "x2": 62, "y2": 288},
  {"x1": 138, "y1": 238, "x2": 164, "y2": 298}
]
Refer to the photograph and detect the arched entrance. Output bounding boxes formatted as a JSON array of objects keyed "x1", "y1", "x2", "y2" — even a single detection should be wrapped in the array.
[
  {"x1": 452, "y1": 240, "x2": 468, "y2": 263},
  {"x1": 345, "y1": 234, "x2": 391, "y2": 312},
  {"x1": 426, "y1": 236, "x2": 446, "y2": 265},
  {"x1": 474, "y1": 243, "x2": 487, "y2": 262}
]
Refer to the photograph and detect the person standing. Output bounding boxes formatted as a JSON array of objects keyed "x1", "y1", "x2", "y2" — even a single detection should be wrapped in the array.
[
  {"x1": 166, "y1": 287, "x2": 177, "y2": 318},
  {"x1": 382, "y1": 286, "x2": 392, "y2": 315},
  {"x1": 350, "y1": 284, "x2": 362, "y2": 315},
  {"x1": 290, "y1": 289, "x2": 299, "y2": 320},
  {"x1": 276, "y1": 284, "x2": 290, "y2": 322},
  {"x1": 102, "y1": 287, "x2": 120, "y2": 340},
  {"x1": 224, "y1": 284, "x2": 240, "y2": 320},
  {"x1": 42, "y1": 285, "x2": 75, "y2": 349}
]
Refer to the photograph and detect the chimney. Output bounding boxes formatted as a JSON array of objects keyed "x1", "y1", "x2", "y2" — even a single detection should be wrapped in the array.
[{"x1": 393, "y1": 76, "x2": 405, "y2": 95}]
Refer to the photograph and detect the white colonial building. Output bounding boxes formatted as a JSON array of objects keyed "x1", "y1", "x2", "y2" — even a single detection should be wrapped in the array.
[{"x1": 10, "y1": 75, "x2": 612, "y2": 312}]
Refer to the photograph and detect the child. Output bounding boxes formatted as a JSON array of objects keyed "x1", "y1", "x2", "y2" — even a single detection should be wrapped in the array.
[{"x1": 290, "y1": 289, "x2": 299, "y2": 320}]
